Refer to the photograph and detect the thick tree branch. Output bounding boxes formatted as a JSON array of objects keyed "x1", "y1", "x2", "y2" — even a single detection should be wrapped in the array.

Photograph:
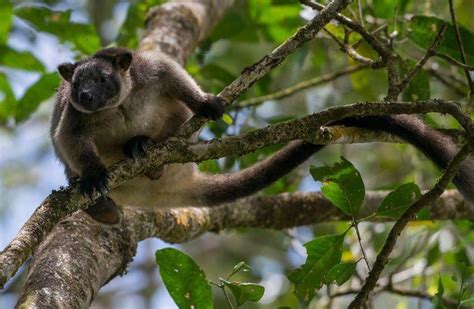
[
  {"x1": 16, "y1": 189, "x2": 473, "y2": 307},
  {"x1": 176, "y1": 0, "x2": 353, "y2": 138},
  {"x1": 5, "y1": 0, "x2": 474, "y2": 307},
  {"x1": 300, "y1": 0, "x2": 391, "y2": 59},
  {"x1": 131, "y1": 189, "x2": 474, "y2": 243},
  {"x1": 1, "y1": 0, "x2": 237, "y2": 291},
  {"x1": 139, "y1": 0, "x2": 234, "y2": 64},
  {"x1": 1, "y1": 99, "x2": 472, "y2": 290}
]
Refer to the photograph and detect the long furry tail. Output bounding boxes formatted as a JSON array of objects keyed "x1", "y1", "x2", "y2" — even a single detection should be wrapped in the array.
[
  {"x1": 335, "y1": 115, "x2": 474, "y2": 206},
  {"x1": 195, "y1": 115, "x2": 474, "y2": 207}
]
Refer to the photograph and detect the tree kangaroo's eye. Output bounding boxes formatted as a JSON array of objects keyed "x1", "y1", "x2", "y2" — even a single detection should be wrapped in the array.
[{"x1": 100, "y1": 75, "x2": 107, "y2": 84}]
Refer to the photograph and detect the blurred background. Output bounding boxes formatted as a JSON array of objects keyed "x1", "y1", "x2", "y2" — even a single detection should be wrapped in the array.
[{"x1": 1, "y1": 0, "x2": 473, "y2": 308}]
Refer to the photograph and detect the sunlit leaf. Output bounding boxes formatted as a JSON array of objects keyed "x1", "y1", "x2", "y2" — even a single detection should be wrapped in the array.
[
  {"x1": 0, "y1": 73, "x2": 16, "y2": 123},
  {"x1": 376, "y1": 183, "x2": 421, "y2": 219},
  {"x1": 288, "y1": 234, "x2": 345, "y2": 304},
  {"x1": 310, "y1": 157, "x2": 365, "y2": 217},
  {"x1": 0, "y1": 2, "x2": 13, "y2": 44},
  {"x1": 155, "y1": 248, "x2": 212, "y2": 309},
  {"x1": 221, "y1": 113, "x2": 233, "y2": 125}
]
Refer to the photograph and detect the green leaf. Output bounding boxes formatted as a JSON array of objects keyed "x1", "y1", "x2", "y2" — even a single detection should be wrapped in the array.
[
  {"x1": 155, "y1": 248, "x2": 212, "y2": 309},
  {"x1": 0, "y1": 73, "x2": 16, "y2": 123},
  {"x1": 310, "y1": 157, "x2": 365, "y2": 217},
  {"x1": 407, "y1": 15, "x2": 474, "y2": 66},
  {"x1": 221, "y1": 113, "x2": 233, "y2": 125},
  {"x1": 15, "y1": 6, "x2": 100, "y2": 54},
  {"x1": 0, "y1": 45, "x2": 45, "y2": 72},
  {"x1": 376, "y1": 183, "x2": 421, "y2": 219},
  {"x1": 222, "y1": 280, "x2": 265, "y2": 306},
  {"x1": 399, "y1": 60, "x2": 430, "y2": 101},
  {"x1": 432, "y1": 276, "x2": 446, "y2": 309},
  {"x1": 288, "y1": 234, "x2": 345, "y2": 304},
  {"x1": 325, "y1": 262, "x2": 357, "y2": 286},
  {"x1": 15, "y1": 73, "x2": 59, "y2": 122},
  {"x1": 0, "y1": 2, "x2": 13, "y2": 44}
]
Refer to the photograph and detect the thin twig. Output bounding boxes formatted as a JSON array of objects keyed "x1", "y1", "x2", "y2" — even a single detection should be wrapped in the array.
[
  {"x1": 176, "y1": 0, "x2": 353, "y2": 138},
  {"x1": 1, "y1": 99, "x2": 471, "y2": 288},
  {"x1": 222, "y1": 286, "x2": 235, "y2": 309},
  {"x1": 300, "y1": 0, "x2": 403, "y2": 101},
  {"x1": 436, "y1": 52, "x2": 474, "y2": 71},
  {"x1": 237, "y1": 65, "x2": 371, "y2": 108},
  {"x1": 353, "y1": 220, "x2": 371, "y2": 271},
  {"x1": 331, "y1": 279, "x2": 467, "y2": 307},
  {"x1": 357, "y1": 0, "x2": 364, "y2": 27},
  {"x1": 0, "y1": 0, "x2": 354, "y2": 289},
  {"x1": 383, "y1": 286, "x2": 463, "y2": 308},
  {"x1": 448, "y1": 0, "x2": 473, "y2": 92},
  {"x1": 323, "y1": 27, "x2": 380, "y2": 66},
  {"x1": 427, "y1": 68, "x2": 468, "y2": 97},
  {"x1": 300, "y1": 0, "x2": 392, "y2": 59},
  {"x1": 397, "y1": 24, "x2": 447, "y2": 94}
]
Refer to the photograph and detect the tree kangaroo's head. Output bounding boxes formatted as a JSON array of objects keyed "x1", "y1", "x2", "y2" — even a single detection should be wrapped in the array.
[{"x1": 58, "y1": 47, "x2": 133, "y2": 113}]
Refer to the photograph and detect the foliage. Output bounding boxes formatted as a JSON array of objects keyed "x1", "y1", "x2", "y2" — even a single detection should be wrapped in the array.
[
  {"x1": 310, "y1": 157, "x2": 365, "y2": 217},
  {"x1": 1, "y1": 0, "x2": 474, "y2": 308},
  {"x1": 156, "y1": 248, "x2": 213, "y2": 309},
  {"x1": 287, "y1": 233, "x2": 345, "y2": 304}
]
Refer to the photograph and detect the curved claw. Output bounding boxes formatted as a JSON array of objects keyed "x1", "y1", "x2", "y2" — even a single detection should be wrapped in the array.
[{"x1": 78, "y1": 166, "x2": 110, "y2": 200}]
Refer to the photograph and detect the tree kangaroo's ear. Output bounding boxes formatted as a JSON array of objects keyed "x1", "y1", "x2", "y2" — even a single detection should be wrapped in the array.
[
  {"x1": 57, "y1": 63, "x2": 76, "y2": 82},
  {"x1": 114, "y1": 52, "x2": 132, "y2": 71}
]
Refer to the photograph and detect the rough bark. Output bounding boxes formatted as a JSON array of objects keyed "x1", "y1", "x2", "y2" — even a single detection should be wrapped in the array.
[
  {"x1": 139, "y1": 0, "x2": 234, "y2": 64},
  {"x1": 3, "y1": 100, "x2": 470, "y2": 293},
  {"x1": 6, "y1": 0, "x2": 474, "y2": 307},
  {"x1": 1, "y1": 0, "x2": 359, "y2": 290},
  {"x1": 16, "y1": 190, "x2": 473, "y2": 307},
  {"x1": 11, "y1": 0, "x2": 355, "y2": 306}
]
